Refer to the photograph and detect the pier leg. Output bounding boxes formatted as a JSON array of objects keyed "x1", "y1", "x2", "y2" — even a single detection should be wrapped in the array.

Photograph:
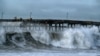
[{"x1": 55, "y1": 24, "x2": 57, "y2": 32}]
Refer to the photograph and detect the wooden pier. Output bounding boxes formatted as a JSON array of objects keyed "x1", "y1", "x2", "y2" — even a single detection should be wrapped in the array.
[{"x1": 0, "y1": 19, "x2": 100, "y2": 32}]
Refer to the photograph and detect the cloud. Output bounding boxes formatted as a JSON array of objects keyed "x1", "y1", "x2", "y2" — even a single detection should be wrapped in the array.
[
  {"x1": 0, "y1": 0, "x2": 3, "y2": 11},
  {"x1": 1, "y1": 0, "x2": 100, "y2": 21}
]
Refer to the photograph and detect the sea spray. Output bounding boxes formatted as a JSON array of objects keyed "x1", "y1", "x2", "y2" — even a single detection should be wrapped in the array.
[
  {"x1": 0, "y1": 27, "x2": 6, "y2": 45},
  {"x1": 51, "y1": 26, "x2": 100, "y2": 49},
  {"x1": 30, "y1": 28, "x2": 51, "y2": 45},
  {"x1": 0, "y1": 22, "x2": 100, "y2": 49},
  {"x1": 51, "y1": 29, "x2": 75, "y2": 49}
]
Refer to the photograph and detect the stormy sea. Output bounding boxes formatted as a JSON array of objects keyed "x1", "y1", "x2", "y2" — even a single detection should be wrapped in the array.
[{"x1": 0, "y1": 22, "x2": 100, "y2": 56}]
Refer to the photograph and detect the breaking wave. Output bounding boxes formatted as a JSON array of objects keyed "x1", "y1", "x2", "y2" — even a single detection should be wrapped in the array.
[
  {"x1": 51, "y1": 26, "x2": 100, "y2": 49},
  {"x1": 0, "y1": 22, "x2": 100, "y2": 49}
]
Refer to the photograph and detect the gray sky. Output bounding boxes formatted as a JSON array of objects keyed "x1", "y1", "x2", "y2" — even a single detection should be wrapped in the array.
[{"x1": 0, "y1": 0, "x2": 100, "y2": 21}]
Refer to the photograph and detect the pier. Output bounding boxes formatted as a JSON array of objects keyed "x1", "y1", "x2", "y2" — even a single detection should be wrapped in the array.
[{"x1": 0, "y1": 19, "x2": 100, "y2": 32}]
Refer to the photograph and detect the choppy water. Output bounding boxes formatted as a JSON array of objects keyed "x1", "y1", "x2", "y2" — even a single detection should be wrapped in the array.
[{"x1": 0, "y1": 22, "x2": 100, "y2": 50}]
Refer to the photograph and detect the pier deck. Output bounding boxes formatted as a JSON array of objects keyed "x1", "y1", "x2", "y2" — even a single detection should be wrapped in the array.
[{"x1": 0, "y1": 19, "x2": 100, "y2": 31}]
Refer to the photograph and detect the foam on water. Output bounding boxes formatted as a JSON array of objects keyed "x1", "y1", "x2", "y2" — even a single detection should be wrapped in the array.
[
  {"x1": 30, "y1": 30, "x2": 51, "y2": 45},
  {"x1": 0, "y1": 22, "x2": 100, "y2": 49},
  {"x1": 0, "y1": 27, "x2": 6, "y2": 45},
  {"x1": 51, "y1": 26, "x2": 100, "y2": 49}
]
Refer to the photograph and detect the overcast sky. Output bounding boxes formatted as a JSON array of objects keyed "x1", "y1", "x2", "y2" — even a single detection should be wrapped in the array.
[{"x1": 0, "y1": 0, "x2": 100, "y2": 21}]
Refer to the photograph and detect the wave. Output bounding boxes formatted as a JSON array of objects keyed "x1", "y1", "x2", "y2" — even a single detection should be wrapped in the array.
[{"x1": 0, "y1": 22, "x2": 100, "y2": 49}]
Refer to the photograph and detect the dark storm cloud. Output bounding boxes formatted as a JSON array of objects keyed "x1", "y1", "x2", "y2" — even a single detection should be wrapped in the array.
[{"x1": 1, "y1": 0, "x2": 100, "y2": 21}]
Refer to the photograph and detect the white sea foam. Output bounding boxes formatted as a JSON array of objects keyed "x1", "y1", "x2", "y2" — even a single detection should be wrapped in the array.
[
  {"x1": 0, "y1": 22, "x2": 100, "y2": 49},
  {"x1": 30, "y1": 29, "x2": 51, "y2": 45},
  {"x1": 51, "y1": 26, "x2": 100, "y2": 49},
  {"x1": 0, "y1": 27, "x2": 6, "y2": 45}
]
